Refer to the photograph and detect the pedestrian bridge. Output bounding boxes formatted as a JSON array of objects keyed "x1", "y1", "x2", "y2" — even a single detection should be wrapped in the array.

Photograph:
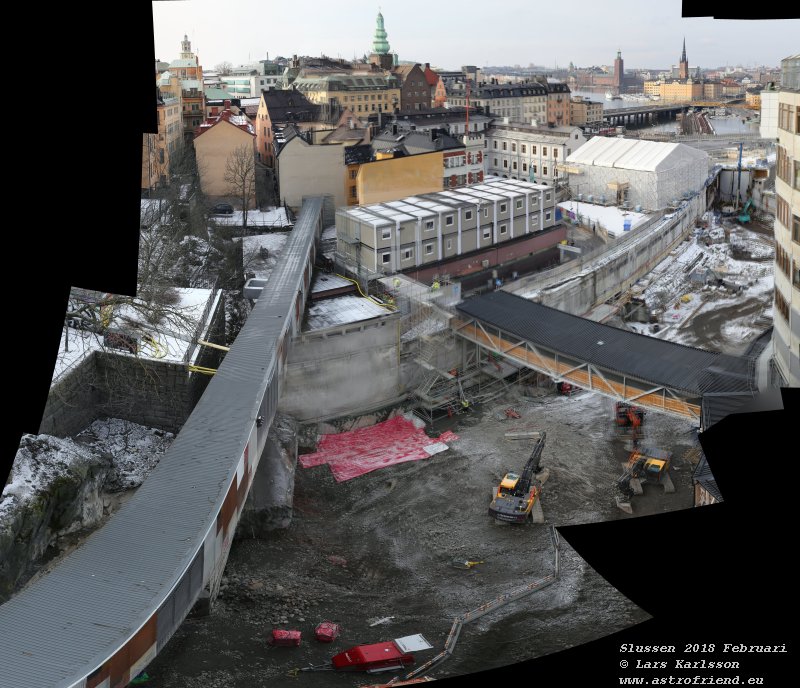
[{"x1": 453, "y1": 291, "x2": 756, "y2": 429}]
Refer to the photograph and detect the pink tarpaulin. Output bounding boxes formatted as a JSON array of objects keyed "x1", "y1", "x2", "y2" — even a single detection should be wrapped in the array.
[{"x1": 299, "y1": 415, "x2": 458, "y2": 482}]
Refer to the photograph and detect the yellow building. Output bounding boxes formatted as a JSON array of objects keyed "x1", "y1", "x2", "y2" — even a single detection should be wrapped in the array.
[
  {"x1": 745, "y1": 90, "x2": 762, "y2": 108},
  {"x1": 643, "y1": 80, "x2": 662, "y2": 96},
  {"x1": 291, "y1": 74, "x2": 401, "y2": 117},
  {"x1": 142, "y1": 94, "x2": 182, "y2": 192},
  {"x1": 356, "y1": 151, "x2": 444, "y2": 205},
  {"x1": 659, "y1": 79, "x2": 703, "y2": 103},
  {"x1": 193, "y1": 108, "x2": 256, "y2": 205}
]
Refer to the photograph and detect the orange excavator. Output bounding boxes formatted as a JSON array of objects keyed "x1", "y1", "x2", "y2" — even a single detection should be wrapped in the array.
[{"x1": 614, "y1": 402, "x2": 645, "y2": 444}]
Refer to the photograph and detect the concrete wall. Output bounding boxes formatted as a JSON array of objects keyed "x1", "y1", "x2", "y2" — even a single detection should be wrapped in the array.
[
  {"x1": 278, "y1": 314, "x2": 405, "y2": 422},
  {"x1": 278, "y1": 136, "x2": 347, "y2": 211},
  {"x1": 508, "y1": 193, "x2": 706, "y2": 315},
  {"x1": 39, "y1": 295, "x2": 226, "y2": 437}
]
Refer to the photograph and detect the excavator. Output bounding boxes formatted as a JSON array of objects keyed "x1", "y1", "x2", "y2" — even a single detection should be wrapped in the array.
[
  {"x1": 616, "y1": 445, "x2": 674, "y2": 510},
  {"x1": 489, "y1": 431, "x2": 547, "y2": 523}
]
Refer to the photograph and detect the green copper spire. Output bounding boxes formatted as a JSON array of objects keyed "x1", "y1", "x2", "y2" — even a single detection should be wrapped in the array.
[{"x1": 373, "y1": 11, "x2": 390, "y2": 55}]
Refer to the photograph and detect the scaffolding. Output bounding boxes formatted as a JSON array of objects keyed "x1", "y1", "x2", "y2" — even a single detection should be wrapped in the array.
[{"x1": 567, "y1": 136, "x2": 709, "y2": 211}]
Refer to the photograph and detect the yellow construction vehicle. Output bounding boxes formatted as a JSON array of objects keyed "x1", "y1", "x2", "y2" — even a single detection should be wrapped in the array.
[
  {"x1": 489, "y1": 432, "x2": 547, "y2": 523},
  {"x1": 616, "y1": 446, "x2": 674, "y2": 505}
]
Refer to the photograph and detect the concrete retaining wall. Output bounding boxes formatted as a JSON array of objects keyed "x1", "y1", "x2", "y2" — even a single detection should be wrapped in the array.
[
  {"x1": 279, "y1": 314, "x2": 406, "y2": 422},
  {"x1": 508, "y1": 193, "x2": 706, "y2": 315}
]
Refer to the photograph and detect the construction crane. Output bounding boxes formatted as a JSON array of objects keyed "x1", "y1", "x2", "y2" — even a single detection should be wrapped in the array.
[{"x1": 489, "y1": 431, "x2": 547, "y2": 523}]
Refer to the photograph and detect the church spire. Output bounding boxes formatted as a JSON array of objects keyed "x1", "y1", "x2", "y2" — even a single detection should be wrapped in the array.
[
  {"x1": 372, "y1": 10, "x2": 390, "y2": 55},
  {"x1": 681, "y1": 37, "x2": 687, "y2": 63}
]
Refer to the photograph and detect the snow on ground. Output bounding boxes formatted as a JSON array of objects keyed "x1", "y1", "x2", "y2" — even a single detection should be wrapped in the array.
[
  {"x1": 239, "y1": 232, "x2": 290, "y2": 281},
  {"x1": 211, "y1": 208, "x2": 292, "y2": 228},
  {"x1": 1, "y1": 420, "x2": 174, "y2": 523},
  {"x1": 76, "y1": 419, "x2": 174, "y2": 492},
  {"x1": 623, "y1": 226, "x2": 774, "y2": 351},
  {"x1": 52, "y1": 288, "x2": 219, "y2": 382},
  {"x1": 559, "y1": 201, "x2": 650, "y2": 238}
]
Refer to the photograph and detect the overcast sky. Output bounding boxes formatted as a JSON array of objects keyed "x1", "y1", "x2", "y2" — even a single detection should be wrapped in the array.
[{"x1": 152, "y1": 1, "x2": 798, "y2": 71}]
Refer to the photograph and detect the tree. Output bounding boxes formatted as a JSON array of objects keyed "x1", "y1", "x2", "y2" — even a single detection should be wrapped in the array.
[
  {"x1": 215, "y1": 61, "x2": 233, "y2": 75},
  {"x1": 224, "y1": 143, "x2": 256, "y2": 230}
]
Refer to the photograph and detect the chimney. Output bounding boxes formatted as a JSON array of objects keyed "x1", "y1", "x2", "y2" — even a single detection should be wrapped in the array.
[{"x1": 224, "y1": 99, "x2": 231, "y2": 109}]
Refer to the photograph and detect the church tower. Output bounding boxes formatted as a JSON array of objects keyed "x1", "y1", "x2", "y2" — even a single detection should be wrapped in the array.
[
  {"x1": 679, "y1": 38, "x2": 689, "y2": 80},
  {"x1": 180, "y1": 34, "x2": 194, "y2": 61},
  {"x1": 369, "y1": 11, "x2": 394, "y2": 70},
  {"x1": 614, "y1": 49, "x2": 624, "y2": 92}
]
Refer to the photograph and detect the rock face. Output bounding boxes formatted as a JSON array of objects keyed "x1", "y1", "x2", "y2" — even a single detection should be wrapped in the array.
[
  {"x1": 0, "y1": 435, "x2": 112, "y2": 601},
  {"x1": 0, "y1": 420, "x2": 174, "y2": 602},
  {"x1": 238, "y1": 414, "x2": 298, "y2": 536}
]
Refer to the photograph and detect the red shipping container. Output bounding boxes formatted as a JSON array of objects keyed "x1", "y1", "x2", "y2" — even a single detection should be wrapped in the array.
[
  {"x1": 268, "y1": 629, "x2": 302, "y2": 647},
  {"x1": 314, "y1": 621, "x2": 341, "y2": 643}
]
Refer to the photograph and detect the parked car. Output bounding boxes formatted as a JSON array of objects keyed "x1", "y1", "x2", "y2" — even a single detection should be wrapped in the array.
[{"x1": 209, "y1": 203, "x2": 234, "y2": 215}]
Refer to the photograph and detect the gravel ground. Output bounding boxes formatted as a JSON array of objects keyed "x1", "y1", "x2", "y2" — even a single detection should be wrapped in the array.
[{"x1": 147, "y1": 388, "x2": 698, "y2": 687}]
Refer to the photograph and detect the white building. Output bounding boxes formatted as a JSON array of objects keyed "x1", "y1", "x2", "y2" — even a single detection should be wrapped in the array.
[
  {"x1": 563, "y1": 136, "x2": 709, "y2": 211},
  {"x1": 486, "y1": 123, "x2": 587, "y2": 185}
]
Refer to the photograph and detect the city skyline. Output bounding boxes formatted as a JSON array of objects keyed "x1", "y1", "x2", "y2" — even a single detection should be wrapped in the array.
[{"x1": 152, "y1": 0, "x2": 798, "y2": 73}]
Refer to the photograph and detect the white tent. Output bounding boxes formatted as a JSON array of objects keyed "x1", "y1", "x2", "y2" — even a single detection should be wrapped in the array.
[{"x1": 564, "y1": 137, "x2": 709, "y2": 211}]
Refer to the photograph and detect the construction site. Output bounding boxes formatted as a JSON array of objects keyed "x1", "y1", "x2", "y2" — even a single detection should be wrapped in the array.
[{"x1": 145, "y1": 266, "x2": 710, "y2": 686}]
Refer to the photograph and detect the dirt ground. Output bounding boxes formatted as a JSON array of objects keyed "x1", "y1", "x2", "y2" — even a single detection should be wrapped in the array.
[{"x1": 147, "y1": 388, "x2": 699, "y2": 687}]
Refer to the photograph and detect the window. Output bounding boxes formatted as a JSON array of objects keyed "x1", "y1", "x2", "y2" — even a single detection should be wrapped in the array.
[
  {"x1": 349, "y1": 169, "x2": 357, "y2": 180},
  {"x1": 484, "y1": 208, "x2": 489, "y2": 218},
  {"x1": 446, "y1": 215, "x2": 454, "y2": 226},
  {"x1": 493, "y1": 140, "x2": 498, "y2": 149},
  {"x1": 500, "y1": 203, "x2": 507, "y2": 213},
  {"x1": 382, "y1": 253, "x2": 391, "y2": 264},
  {"x1": 483, "y1": 228, "x2": 491, "y2": 239},
  {"x1": 494, "y1": 158, "x2": 498, "y2": 166},
  {"x1": 425, "y1": 244, "x2": 434, "y2": 255},
  {"x1": 349, "y1": 186, "x2": 357, "y2": 199},
  {"x1": 465, "y1": 210, "x2": 473, "y2": 220},
  {"x1": 522, "y1": 163, "x2": 528, "y2": 172},
  {"x1": 382, "y1": 228, "x2": 391, "y2": 240},
  {"x1": 500, "y1": 224, "x2": 507, "y2": 235},
  {"x1": 503, "y1": 142, "x2": 507, "y2": 150},
  {"x1": 503, "y1": 160, "x2": 508, "y2": 168},
  {"x1": 533, "y1": 165, "x2": 538, "y2": 174},
  {"x1": 553, "y1": 149, "x2": 558, "y2": 158},
  {"x1": 511, "y1": 143, "x2": 516, "y2": 152},
  {"x1": 446, "y1": 239, "x2": 452, "y2": 250},
  {"x1": 542, "y1": 147, "x2": 547, "y2": 156},
  {"x1": 543, "y1": 166, "x2": 548, "y2": 175},
  {"x1": 793, "y1": 214, "x2": 800, "y2": 244},
  {"x1": 403, "y1": 248, "x2": 413, "y2": 261},
  {"x1": 545, "y1": 192, "x2": 552, "y2": 201},
  {"x1": 545, "y1": 211, "x2": 551, "y2": 222},
  {"x1": 516, "y1": 199, "x2": 523, "y2": 210},
  {"x1": 521, "y1": 144, "x2": 527, "y2": 154},
  {"x1": 425, "y1": 220, "x2": 435, "y2": 230},
  {"x1": 512, "y1": 161, "x2": 518, "y2": 170},
  {"x1": 567, "y1": 148, "x2": 571, "y2": 155}
]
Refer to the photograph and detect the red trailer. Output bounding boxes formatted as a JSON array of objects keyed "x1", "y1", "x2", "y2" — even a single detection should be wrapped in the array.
[{"x1": 331, "y1": 634, "x2": 433, "y2": 674}]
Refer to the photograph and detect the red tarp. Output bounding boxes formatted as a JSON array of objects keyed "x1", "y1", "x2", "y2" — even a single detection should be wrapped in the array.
[
  {"x1": 299, "y1": 415, "x2": 458, "y2": 482},
  {"x1": 268, "y1": 629, "x2": 302, "y2": 646}
]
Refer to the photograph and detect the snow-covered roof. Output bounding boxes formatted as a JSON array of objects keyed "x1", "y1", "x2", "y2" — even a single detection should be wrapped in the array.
[
  {"x1": 558, "y1": 201, "x2": 650, "y2": 238},
  {"x1": 565, "y1": 136, "x2": 707, "y2": 172},
  {"x1": 306, "y1": 295, "x2": 389, "y2": 331}
]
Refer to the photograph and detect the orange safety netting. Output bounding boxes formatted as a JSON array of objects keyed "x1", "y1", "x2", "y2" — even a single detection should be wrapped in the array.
[{"x1": 299, "y1": 415, "x2": 458, "y2": 482}]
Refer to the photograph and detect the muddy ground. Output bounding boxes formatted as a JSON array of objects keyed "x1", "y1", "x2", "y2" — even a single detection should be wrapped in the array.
[{"x1": 147, "y1": 389, "x2": 699, "y2": 687}]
